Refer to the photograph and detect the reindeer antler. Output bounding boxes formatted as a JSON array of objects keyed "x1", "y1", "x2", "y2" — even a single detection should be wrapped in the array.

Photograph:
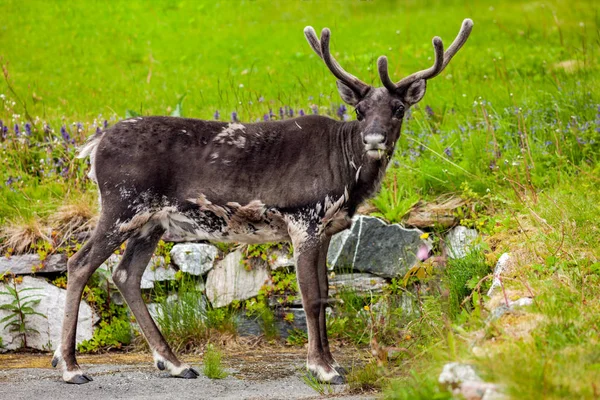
[
  {"x1": 378, "y1": 19, "x2": 473, "y2": 94},
  {"x1": 304, "y1": 26, "x2": 371, "y2": 97}
]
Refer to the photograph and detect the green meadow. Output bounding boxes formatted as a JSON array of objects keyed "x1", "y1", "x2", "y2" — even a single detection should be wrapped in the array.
[{"x1": 1, "y1": 0, "x2": 599, "y2": 397}]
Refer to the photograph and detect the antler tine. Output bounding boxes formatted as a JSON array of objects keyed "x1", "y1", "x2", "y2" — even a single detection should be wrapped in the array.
[
  {"x1": 304, "y1": 26, "x2": 370, "y2": 97},
  {"x1": 377, "y1": 56, "x2": 397, "y2": 93},
  {"x1": 440, "y1": 18, "x2": 474, "y2": 70},
  {"x1": 394, "y1": 36, "x2": 444, "y2": 90},
  {"x1": 395, "y1": 18, "x2": 473, "y2": 92},
  {"x1": 304, "y1": 26, "x2": 323, "y2": 58}
]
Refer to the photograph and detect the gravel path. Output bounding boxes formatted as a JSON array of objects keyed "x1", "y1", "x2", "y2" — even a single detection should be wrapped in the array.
[{"x1": 0, "y1": 351, "x2": 377, "y2": 400}]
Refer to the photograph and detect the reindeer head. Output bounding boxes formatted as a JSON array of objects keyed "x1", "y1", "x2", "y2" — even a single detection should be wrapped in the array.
[{"x1": 304, "y1": 19, "x2": 473, "y2": 160}]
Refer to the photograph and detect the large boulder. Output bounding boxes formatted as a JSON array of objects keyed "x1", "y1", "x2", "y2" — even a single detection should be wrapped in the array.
[
  {"x1": 0, "y1": 254, "x2": 67, "y2": 275},
  {"x1": 0, "y1": 276, "x2": 98, "y2": 351},
  {"x1": 327, "y1": 216, "x2": 430, "y2": 278},
  {"x1": 206, "y1": 250, "x2": 270, "y2": 308},
  {"x1": 170, "y1": 243, "x2": 218, "y2": 276}
]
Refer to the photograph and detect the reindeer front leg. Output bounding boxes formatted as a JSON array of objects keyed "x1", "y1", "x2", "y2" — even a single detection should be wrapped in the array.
[{"x1": 290, "y1": 226, "x2": 344, "y2": 384}]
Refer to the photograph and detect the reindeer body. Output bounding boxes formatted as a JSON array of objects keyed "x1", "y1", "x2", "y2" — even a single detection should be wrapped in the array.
[
  {"x1": 53, "y1": 20, "x2": 473, "y2": 385},
  {"x1": 89, "y1": 115, "x2": 382, "y2": 243}
]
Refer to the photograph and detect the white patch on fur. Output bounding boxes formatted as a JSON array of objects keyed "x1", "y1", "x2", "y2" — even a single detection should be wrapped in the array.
[
  {"x1": 112, "y1": 269, "x2": 128, "y2": 285},
  {"x1": 295, "y1": 121, "x2": 302, "y2": 130},
  {"x1": 284, "y1": 215, "x2": 310, "y2": 252},
  {"x1": 77, "y1": 134, "x2": 102, "y2": 182},
  {"x1": 53, "y1": 346, "x2": 86, "y2": 382},
  {"x1": 209, "y1": 152, "x2": 219, "y2": 163},
  {"x1": 153, "y1": 350, "x2": 191, "y2": 376},
  {"x1": 307, "y1": 362, "x2": 340, "y2": 382},
  {"x1": 214, "y1": 123, "x2": 246, "y2": 148},
  {"x1": 121, "y1": 119, "x2": 138, "y2": 124},
  {"x1": 355, "y1": 165, "x2": 362, "y2": 182}
]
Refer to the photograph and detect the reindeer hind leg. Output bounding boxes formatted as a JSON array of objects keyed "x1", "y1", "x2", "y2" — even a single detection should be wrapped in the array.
[{"x1": 112, "y1": 225, "x2": 199, "y2": 379}]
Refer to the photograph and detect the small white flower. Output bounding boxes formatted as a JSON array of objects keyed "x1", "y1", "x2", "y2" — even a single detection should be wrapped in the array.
[{"x1": 238, "y1": 83, "x2": 244, "y2": 88}]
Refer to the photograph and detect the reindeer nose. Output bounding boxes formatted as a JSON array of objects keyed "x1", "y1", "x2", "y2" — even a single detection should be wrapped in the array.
[{"x1": 363, "y1": 133, "x2": 385, "y2": 146}]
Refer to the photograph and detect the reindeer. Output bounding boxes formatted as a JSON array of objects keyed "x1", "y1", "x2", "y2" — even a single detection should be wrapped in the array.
[{"x1": 52, "y1": 19, "x2": 473, "y2": 384}]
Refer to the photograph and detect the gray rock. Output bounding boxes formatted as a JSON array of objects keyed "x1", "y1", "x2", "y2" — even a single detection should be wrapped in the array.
[
  {"x1": 268, "y1": 249, "x2": 295, "y2": 271},
  {"x1": 170, "y1": 243, "x2": 217, "y2": 276},
  {"x1": 98, "y1": 254, "x2": 173, "y2": 290},
  {"x1": 237, "y1": 308, "x2": 306, "y2": 338},
  {"x1": 445, "y1": 226, "x2": 479, "y2": 259},
  {"x1": 0, "y1": 253, "x2": 67, "y2": 275},
  {"x1": 487, "y1": 253, "x2": 511, "y2": 296},
  {"x1": 329, "y1": 273, "x2": 387, "y2": 296},
  {"x1": 0, "y1": 276, "x2": 98, "y2": 351},
  {"x1": 439, "y1": 362, "x2": 505, "y2": 400},
  {"x1": 206, "y1": 250, "x2": 270, "y2": 308},
  {"x1": 141, "y1": 256, "x2": 175, "y2": 287},
  {"x1": 327, "y1": 216, "x2": 430, "y2": 278},
  {"x1": 438, "y1": 362, "x2": 482, "y2": 388},
  {"x1": 488, "y1": 297, "x2": 534, "y2": 322}
]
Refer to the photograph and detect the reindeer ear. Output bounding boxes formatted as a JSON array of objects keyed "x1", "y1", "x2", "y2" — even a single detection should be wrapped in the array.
[
  {"x1": 402, "y1": 79, "x2": 427, "y2": 106},
  {"x1": 336, "y1": 80, "x2": 362, "y2": 106}
]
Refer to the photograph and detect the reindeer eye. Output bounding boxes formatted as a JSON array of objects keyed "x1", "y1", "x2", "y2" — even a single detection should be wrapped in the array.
[
  {"x1": 355, "y1": 108, "x2": 364, "y2": 121},
  {"x1": 394, "y1": 105, "x2": 405, "y2": 119}
]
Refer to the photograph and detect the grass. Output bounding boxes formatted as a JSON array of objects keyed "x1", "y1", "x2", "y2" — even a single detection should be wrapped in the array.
[
  {"x1": 0, "y1": 0, "x2": 599, "y2": 397},
  {"x1": 202, "y1": 344, "x2": 228, "y2": 380}
]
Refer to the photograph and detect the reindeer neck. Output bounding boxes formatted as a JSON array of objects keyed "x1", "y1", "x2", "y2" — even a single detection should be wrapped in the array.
[{"x1": 335, "y1": 120, "x2": 391, "y2": 214}]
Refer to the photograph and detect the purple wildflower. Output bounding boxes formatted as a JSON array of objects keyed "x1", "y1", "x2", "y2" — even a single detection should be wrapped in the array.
[
  {"x1": 336, "y1": 104, "x2": 347, "y2": 120},
  {"x1": 299, "y1": 109, "x2": 305, "y2": 116},
  {"x1": 76, "y1": 122, "x2": 83, "y2": 132},
  {"x1": 425, "y1": 105, "x2": 434, "y2": 118},
  {"x1": 269, "y1": 109, "x2": 275, "y2": 119},
  {"x1": 288, "y1": 108, "x2": 294, "y2": 118},
  {"x1": 231, "y1": 111, "x2": 238, "y2": 122},
  {"x1": 5, "y1": 177, "x2": 13, "y2": 186},
  {"x1": 104, "y1": 120, "x2": 109, "y2": 128},
  {"x1": 96, "y1": 127, "x2": 102, "y2": 134},
  {"x1": 44, "y1": 123, "x2": 52, "y2": 134},
  {"x1": 61, "y1": 125, "x2": 70, "y2": 143},
  {"x1": 576, "y1": 137, "x2": 586, "y2": 145},
  {"x1": 443, "y1": 147, "x2": 452, "y2": 157},
  {"x1": 262, "y1": 114, "x2": 268, "y2": 121},
  {"x1": 214, "y1": 110, "x2": 220, "y2": 120},
  {"x1": 311, "y1": 104, "x2": 319, "y2": 115},
  {"x1": 279, "y1": 107, "x2": 284, "y2": 120},
  {"x1": 25, "y1": 123, "x2": 32, "y2": 136},
  {"x1": 14, "y1": 123, "x2": 19, "y2": 136}
]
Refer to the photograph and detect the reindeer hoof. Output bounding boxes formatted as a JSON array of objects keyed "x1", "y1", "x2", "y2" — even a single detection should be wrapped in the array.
[
  {"x1": 334, "y1": 366, "x2": 348, "y2": 376},
  {"x1": 179, "y1": 368, "x2": 199, "y2": 379},
  {"x1": 51, "y1": 356, "x2": 59, "y2": 368},
  {"x1": 66, "y1": 374, "x2": 94, "y2": 384},
  {"x1": 330, "y1": 375, "x2": 346, "y2": 385},
  {"x1": 157, "y1": 361, "x2": 166, "y2": 371}
]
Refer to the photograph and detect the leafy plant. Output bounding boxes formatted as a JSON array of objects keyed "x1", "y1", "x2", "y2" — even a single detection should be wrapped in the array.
[
  {"x1": 77, "y1": 318, "x2": 131, "y2": 353},
  {"x1": 0, "y1": 277, "x2": 46, "y2": 348},
  {"x1": 202, "y1": 343, "x2": 228, "y2": 379}
]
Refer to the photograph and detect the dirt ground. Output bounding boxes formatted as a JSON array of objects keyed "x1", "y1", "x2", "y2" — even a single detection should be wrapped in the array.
[{"x1": 0, "y1": 347, "x2": 377, "y2": 400}]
